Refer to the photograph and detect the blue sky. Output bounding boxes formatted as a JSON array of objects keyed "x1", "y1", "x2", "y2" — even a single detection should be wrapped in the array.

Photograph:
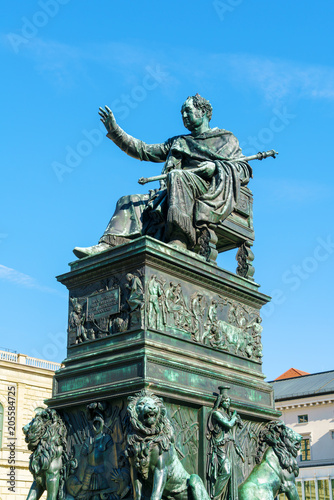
[{"x1": 1, "y1": 1, "x2": 333, "y2": 381}]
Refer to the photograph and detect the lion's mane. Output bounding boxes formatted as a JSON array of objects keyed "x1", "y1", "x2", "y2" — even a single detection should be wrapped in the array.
[
  {"x1": 255, "y1": 420, "x2": 299, "y2": 476},
  {"x1": 24, "y1": 408, "x2": 75, "y2": 500},
  {"x1": 126, "y1": 390, "x2": 174, "y2": 479}
]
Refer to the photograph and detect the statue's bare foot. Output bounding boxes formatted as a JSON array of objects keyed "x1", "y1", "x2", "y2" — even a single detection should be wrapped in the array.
[{"x1": 73, "y1": 242, "x2": 111, "y2": 259}]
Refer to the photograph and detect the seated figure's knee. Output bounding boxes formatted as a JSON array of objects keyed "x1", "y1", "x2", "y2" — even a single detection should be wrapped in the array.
[{"x1": 167, "y1": 169, "x2": 182, "y2": 183}]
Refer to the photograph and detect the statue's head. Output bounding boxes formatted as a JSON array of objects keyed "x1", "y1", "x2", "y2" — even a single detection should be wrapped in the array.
[
  {"x1": 70, "y1": 297, "x2": 82, "y2": 314},
  {"x1": 92, "y1": 415, "x2": 104, "y2": 435},
  {"x1": 127, "y1": 390, "x2": 173, "y2": 438},
  {"x1": 181, "y1": 94, "x2": 212, "y2": 132},
  {"x1": 220, "y1": 396, "x2": 231, "y2": 410},
  {"x1": 256, "y1": 421, "x2": 302, "y2": 476},
  {"x1": 75, "y1": 303, "x2": 82, "y2": 314},
  {"x1": 87, "y1": 401, "x2": 107, "y2": 435},
  {"x1": 213, "y1": 385, "x2": 231, "y2": 411}
]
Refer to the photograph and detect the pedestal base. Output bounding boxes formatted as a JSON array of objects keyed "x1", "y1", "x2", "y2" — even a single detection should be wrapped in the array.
[{"x1": 45, "y1": 237, "x2": 279, "y2": 495}]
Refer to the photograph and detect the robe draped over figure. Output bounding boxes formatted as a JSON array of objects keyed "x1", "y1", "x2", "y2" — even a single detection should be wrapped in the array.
[
  {"x1": 207, "y1": 409, "x2": 241, "y2": 500},
  {"x1": 100, "y1": 124, "x2": 252, "y2": 249}
]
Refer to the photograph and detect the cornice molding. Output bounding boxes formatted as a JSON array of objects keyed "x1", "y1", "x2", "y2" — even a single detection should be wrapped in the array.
[{"x1": 276, "y1": 399, "x2": 334, "y2": 410}]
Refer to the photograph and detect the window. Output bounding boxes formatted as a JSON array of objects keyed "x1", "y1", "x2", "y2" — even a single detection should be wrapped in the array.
[
  {"x1": 276, "y1": 483, "x2": 302, "y2": 500},
  {"x1": 318, "y1": 479, "x2": 330, "y2": 500},
  {"x1": 298, "y1": 414, "x2": 308, "y2": 423},
  {"x1": 0, "y1": 403, "x2": 3, "y2": 448},
  {"x1": 296, "y1": 481, "x2": 302, "y2": 499},
  {"x1": 300, "y1": 438, "x2": 311, "y2": 461},
  {"x1": 304, "y1": 480, "x2": 316, "y2": 500}
]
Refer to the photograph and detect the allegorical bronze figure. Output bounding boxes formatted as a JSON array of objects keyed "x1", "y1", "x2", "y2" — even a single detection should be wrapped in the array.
[
  {"x1": 206, "y1": 386, "x2": 244, "y2": 500},
  {"x1": 73, "y1": 94, "x2": 277, "y2": 259}
]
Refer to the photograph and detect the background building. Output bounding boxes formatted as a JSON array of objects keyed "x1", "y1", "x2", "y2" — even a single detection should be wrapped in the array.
[
  {"x1": 0, "y1": 348, "x2": 61, "y2": 500},
  {"x1": 272, "y1": 368, "x2": 334, "y2": 500},
  {"x1": 2, "y1": 352, "x2": 333, "y2": 500}
]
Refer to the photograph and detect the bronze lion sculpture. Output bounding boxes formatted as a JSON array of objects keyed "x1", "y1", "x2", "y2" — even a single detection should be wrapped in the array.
[
  {"x1": 238, "y1": 420, "x2": 302, "y2": 500},
  {"x1": 126, "y1": 390, "x2": 210, "y2": 500},
  {"x1": 23, "y1": 408, "x2": 76, "y2": 500}
]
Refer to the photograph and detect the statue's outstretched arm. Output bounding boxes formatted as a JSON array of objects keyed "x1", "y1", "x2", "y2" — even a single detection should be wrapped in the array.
[{"x1": 99, "y1": 106, "x2": 171, "y2": 163}]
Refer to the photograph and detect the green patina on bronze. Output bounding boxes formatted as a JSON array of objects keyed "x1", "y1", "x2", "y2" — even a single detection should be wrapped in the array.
[
  {"x1": 126, "y1": 390, "x2": 210, "y2": 500},
  {"x1": 207, "y1": 386, "x2": 244, "y2": 500},
  {"x1": 23, "y1": 95, "x2": 302, "y2": 500},
  {"x1": 44, "y1": 234, "x2": 282, "y2": 499},
  {"x1": 74, "y1": 95, "x2": 277, "y2": 269},
  {"x1": 238, "y1": 421, "x2": 302, "y2": 500},
  {"x1": 51, "y1": 238, "x2": 274, "y2": 410},
  {"x1": 74, "y1": 95, "x2": 250, "y2": 256},
  {"x1": 23, "y1": 409, "x2": 76, "y2": 500}
]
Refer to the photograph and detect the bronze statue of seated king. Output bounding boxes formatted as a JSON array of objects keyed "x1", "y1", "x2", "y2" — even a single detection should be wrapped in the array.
[{"x1": 74, "y1": 94, "x2": 276, "y2": 276}]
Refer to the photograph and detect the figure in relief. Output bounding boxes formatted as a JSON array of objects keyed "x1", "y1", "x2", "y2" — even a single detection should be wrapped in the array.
[
  {"x1": 191, "y1": 292, "x2": 206, "y2": 342},
  {"x1": 69, "y1": 297, "x2": 87, "y2": 344},
  {"x1": 66, "y1": 402, "x2": 113, "y2": 498},
  {"x1": 126, "y1": 273, "x2": 144, "y2": 327},
  {"x1": 147, "y1": 274, "x2": 165, "y2": 330},
  {"x1": 207, "y1": 386, "x2": 244, "y2": 500}
]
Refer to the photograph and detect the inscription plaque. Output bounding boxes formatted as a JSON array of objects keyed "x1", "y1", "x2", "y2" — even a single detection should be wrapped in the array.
[{"x1": 87, "y1": 288, "x2": 120, "y2": 320}]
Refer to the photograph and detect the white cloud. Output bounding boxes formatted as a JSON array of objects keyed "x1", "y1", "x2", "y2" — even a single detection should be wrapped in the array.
[
  {"x1": 0, "y1": 264, "x2": 65, "y2": 296},
  {"x1": 3, "y1": 35, "x2": 334, "y2": 103},
  {"x1": 1, "y1": 37, "x2": 173, "y2": 88},
  {"x1": 217, "y1": 54, "x2": 334, "y2": 103}
]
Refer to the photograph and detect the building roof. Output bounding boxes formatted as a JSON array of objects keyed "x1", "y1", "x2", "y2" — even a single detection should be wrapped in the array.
[
  {"x1": 275, "y1": 368, "x2": 310, "y2": 380},
  {"x1": 0, "y1": 349, "x2": 61, "y2": 371},
  {"x1": 271, "y1": 370, "x2": 334, "y2": 401}
]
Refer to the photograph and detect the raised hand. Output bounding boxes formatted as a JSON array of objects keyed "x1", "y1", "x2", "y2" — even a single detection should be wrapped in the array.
[{"x1": 98, "y1": 105, "x2": 117, "y2": 133}]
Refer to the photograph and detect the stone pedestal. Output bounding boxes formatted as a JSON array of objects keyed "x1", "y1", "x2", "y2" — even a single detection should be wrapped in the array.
[{"x1": 46, "y1": 236, "x2": 279, "y2": 496}]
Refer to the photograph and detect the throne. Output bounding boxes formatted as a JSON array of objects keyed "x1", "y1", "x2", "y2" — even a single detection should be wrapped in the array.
[{"x1": 196, "y1": 186, "x2": 255, "y2": 279}]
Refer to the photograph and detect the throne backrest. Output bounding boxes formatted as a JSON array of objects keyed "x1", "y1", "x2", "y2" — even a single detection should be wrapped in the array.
[{"x1": 215, "y1": 186, "x2": 254, "y2": 254}]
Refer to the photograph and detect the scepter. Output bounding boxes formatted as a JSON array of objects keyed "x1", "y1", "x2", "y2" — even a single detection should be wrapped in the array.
[{"x1": 138, "y1": 149, "x2": 278, "y2": 185}]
